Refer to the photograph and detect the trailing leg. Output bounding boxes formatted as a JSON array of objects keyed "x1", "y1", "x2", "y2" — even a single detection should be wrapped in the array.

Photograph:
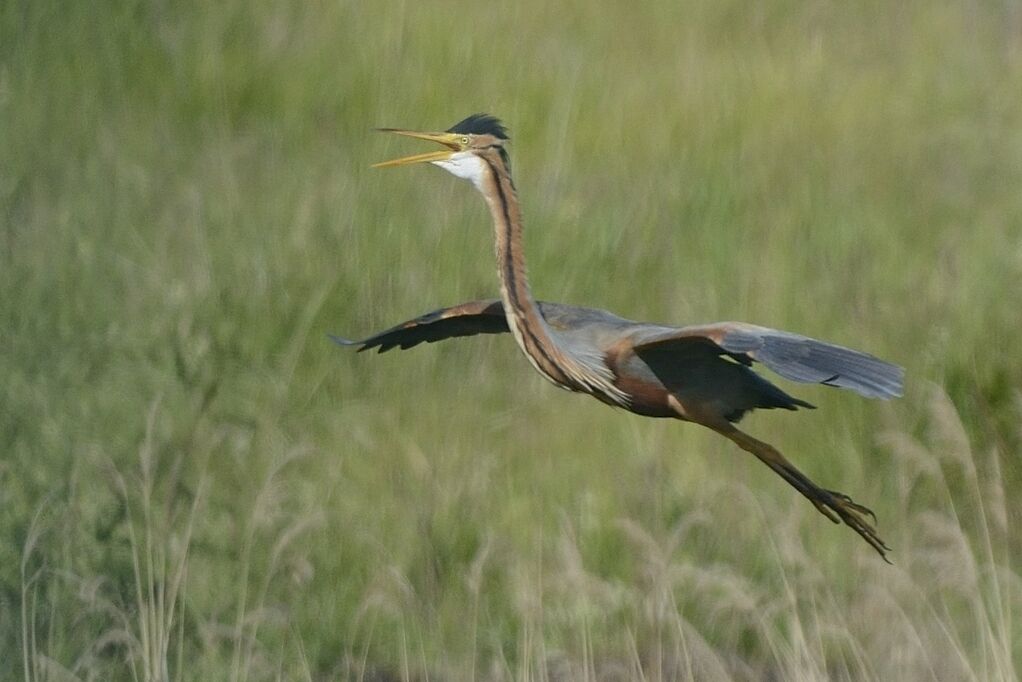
[{"x1": 705, "y1": 420, "x2": 890, "y2": 561}]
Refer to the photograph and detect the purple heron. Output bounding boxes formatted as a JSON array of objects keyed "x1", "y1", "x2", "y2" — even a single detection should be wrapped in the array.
[{"x1": 335, "y1": 114, "x2": 903, "y2": 559}]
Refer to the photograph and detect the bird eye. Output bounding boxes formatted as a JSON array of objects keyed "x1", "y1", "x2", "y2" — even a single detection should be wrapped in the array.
[{"x1": 460, "y1": 136, "x2": 470, "y2": 145}]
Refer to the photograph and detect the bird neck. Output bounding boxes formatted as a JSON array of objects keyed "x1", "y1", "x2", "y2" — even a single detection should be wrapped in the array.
[
  {"x1": 475, "y1": 152, "x2": 575, "y2": 390},
  {"x1": 472, "y1": 149, "x2": 630, "y2": 406}
]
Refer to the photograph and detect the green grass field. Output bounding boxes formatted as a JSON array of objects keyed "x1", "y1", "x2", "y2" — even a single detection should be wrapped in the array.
[{"x1": 3, "y1": 0, "x2": 1022, "y2": 679}]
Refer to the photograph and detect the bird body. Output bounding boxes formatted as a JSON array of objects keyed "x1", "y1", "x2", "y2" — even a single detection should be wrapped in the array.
[
  {"x1": 338, "y1": 114, "x2": 904, "y2": 559},
  {"x1": 337, "y1": 296, "x2": 899, "y2": 420}
]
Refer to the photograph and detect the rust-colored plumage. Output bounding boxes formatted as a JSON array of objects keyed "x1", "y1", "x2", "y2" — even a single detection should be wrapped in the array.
[{"x1": 336, "y1": 114, "x2": 904, "y2": 559}]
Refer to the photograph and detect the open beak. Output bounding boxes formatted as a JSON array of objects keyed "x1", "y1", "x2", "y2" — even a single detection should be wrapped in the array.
[{"x1": 372, "y1": 129, "x2": 463, "y2": 168}]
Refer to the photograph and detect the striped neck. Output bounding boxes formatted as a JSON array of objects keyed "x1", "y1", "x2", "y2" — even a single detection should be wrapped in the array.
[
  {"x1": 473, "y1": 149, "x2": 628, "y2": 405},
  {"x1": 475, "y1": 150, "x2": 572, "y2": 389}
]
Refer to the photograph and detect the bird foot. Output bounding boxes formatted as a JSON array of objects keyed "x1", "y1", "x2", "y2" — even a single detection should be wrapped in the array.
[{"x1": 810, "y1": 488, "x2": 890, "y2": 562}]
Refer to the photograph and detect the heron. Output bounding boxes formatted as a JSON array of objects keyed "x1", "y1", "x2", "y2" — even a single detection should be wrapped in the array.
[{"x1": 335, "y1": 114, "x2": 903, "y2": 559}]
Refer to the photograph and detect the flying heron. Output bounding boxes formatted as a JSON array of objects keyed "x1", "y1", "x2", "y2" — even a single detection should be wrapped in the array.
[{"x1": 335, "y1": 114, "x2": 904, "y2": 559}]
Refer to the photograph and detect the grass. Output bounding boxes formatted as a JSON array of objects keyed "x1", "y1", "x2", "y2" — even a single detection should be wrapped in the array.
[{"x1": 3, "y1": 0, "x2": 1022, "y2": 679}]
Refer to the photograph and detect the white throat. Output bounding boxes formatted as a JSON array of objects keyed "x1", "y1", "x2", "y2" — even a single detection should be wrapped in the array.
[{"x1": 431, "y1": 151, "x2": 487, "y2": 191}]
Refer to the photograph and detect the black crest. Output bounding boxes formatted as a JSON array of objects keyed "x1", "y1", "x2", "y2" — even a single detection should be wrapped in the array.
[{"x1": 446, "y1": 113, "x2": 509, "y2": 140}]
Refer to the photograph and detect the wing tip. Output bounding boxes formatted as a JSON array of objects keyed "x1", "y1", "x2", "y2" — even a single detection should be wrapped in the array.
[
  {"x1": 328, "y1": 334, "x2": 374, "y2": 353},
  {"x1": 328, "y1": 333, "x2": 356, "y2": 346}
]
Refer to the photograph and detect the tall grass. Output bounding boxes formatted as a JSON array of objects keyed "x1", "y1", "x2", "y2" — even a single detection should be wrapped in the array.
[{"x1": 3, "y1": 0, "x2": 1022, "y2": 679}]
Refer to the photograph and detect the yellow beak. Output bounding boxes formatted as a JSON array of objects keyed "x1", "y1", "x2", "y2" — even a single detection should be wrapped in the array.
[{"x1": 373, "y1": 129, "x2": 463, "y2": 168}]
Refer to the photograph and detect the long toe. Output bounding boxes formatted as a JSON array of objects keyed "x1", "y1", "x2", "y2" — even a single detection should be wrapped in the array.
[
  {"x1": 810, "y1": 498, "x2": 842, "y2": 524},
  {"x1": 825, "y1": 491, "x2": 891, "y2": 561},
  {"x1": 826, "y1": 489, "x2": 878, "y2": 524}
]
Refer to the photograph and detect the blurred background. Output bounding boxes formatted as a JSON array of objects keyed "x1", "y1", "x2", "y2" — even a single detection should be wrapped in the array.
[{"x1": 2, "y1": 0, "x2": 1021, "y2": 679}]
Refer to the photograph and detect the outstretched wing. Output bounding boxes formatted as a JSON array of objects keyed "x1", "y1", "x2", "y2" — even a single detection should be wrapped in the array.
[
  {"x1": 331, "y1": 299, "x2": 509, "y2": 353},
  {"x1": 631, "y1": 322, "x2": 903, "y2": 400}
]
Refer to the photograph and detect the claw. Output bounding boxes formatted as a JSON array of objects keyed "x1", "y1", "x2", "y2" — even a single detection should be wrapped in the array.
[
  {"x1": 825, "y1": 490, "x2": 878, "y2": 525},
  {"x1": 786, "y1": 474, "x2": 890, "y2": 560},
  {"x1": 821, "y1": 490, "x2": 891, "y2": 562},
  {"x1": 791, "y1": 475, "x2": 889, "y2": 558}
]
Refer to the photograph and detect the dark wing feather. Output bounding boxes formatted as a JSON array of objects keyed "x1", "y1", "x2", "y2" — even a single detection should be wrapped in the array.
[
  {"x1": 331, "y1": 299, "x2": 509, "y2": 353},
  {"x1": 632, "y1": 322, "x2": 903, "y2": 400}
]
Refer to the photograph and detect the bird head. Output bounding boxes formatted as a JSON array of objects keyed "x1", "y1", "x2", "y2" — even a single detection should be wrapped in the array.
[{"x1": 374, "y1": 114, "x2": 509, "y2": 189}]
